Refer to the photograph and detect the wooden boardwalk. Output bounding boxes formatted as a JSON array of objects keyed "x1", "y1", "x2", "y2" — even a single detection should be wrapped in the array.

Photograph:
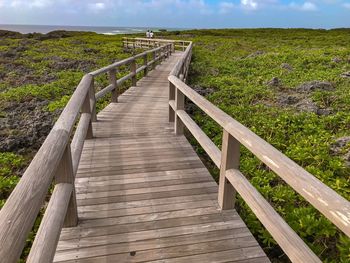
[{"x1": 53, "y1": 52, "x2": 269, "y2": 262}]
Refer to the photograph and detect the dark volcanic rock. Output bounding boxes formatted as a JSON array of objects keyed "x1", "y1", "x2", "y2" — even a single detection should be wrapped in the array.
[
  {"x1": 267, "y1": 77, "x2": 281, "y2": 87},
  {"x1": 192, "y1": 85, "x2": 215, "y2": 97},
  {"x1": 340, "y1": 72, "x2": 350, "y2": 78},
  {"x1": 49, "y1": 57, "x2": 96, "y2": 72},
  {"x1": 186, "y1": 85, "x2": 215, "y2": 114},
  {"x1": 281, "y1": 63, "x2": 293, "y2": 71},
  {"x1": 297, "y1": 81, "x2": 334, "y2": 93},
  {"x1": 0, "y1": 99, "x2": 57, "y2": 153},
  {"x1": 332, "y1": 57, "x2": 342, "y2": 63},
  {"x1": 330, "y1": 136, "x2": 350, "y2": 166},
  {"x1": 294, "y1": 98, "x2": 331, "y2": 115},
  {"x1": 246, "y1": 51, "x2": 264, "y2": 58},
  {"x1": 278, "y1": 94, "x2": 300, "y2": 105},
  {"x1": 0, "y1": 30, "x2": 22, "y2": 39}
]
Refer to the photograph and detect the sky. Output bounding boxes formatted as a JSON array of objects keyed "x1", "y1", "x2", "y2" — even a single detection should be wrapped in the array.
[{"x1": 0, "y1": 0, "x2": 349, "y2": 29}]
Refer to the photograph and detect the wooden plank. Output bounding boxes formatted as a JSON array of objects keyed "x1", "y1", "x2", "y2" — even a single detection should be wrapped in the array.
[
  {"x1": 76, "y1": 182, "x2": 217, "y2": 200},
  {"x1": 75, "y1": 168, "x2": 209, "y2": 183},
  {"x1": 148, "y1": 247, "x2": 266, "y2": 263},
  {"x1": 56, "y1": 236, "x2": 259, "y2": 263},
  {"x1": 54, "y1": 228, "x2": 251, "y2": 262},
  {"x1": 51, "y1": 46, "x2": 269, "y2": 263},
  {"x1": 76, "y1": 192, "x2": 216, "y2": 213},
  {"x1": 56, "y1": 219, "x2": 246, "y2": 251},
  {"x1": 60, "y1": 210, "x2": 238, "y2": 240},
  {"x1": 78, "y1": 200, "x2": 217, "y2": 220},
  {"x1": 77, "y1": 186, "x2": 218, "y2": 206},
  {"x1": 75, "y1": 177, "x2": 214, "y2": 194},
  {"x1": 77, "y1": 207, "x2": 225, "y2": 228}
]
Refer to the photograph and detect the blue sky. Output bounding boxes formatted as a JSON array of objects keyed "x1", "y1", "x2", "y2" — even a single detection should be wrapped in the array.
[{"x1": 0, "y1": 0, "x2": 349, "y2": 28}]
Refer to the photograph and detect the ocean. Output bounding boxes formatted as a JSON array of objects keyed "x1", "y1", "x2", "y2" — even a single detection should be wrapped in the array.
[{"x1": 0, "y1": 24, "x2": 183, "y2": 35}]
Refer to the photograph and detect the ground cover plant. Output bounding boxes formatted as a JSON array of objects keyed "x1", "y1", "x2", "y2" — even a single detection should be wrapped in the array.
[
  {"x1": 0, "y1": 30, "x2": 144, "y2": 260},
  {"x1": 1, "y1": 28, "x2": 350, "y2": 262},
  {"x1": 165, "y1": 28, "x2": 350, "y2": 262}
]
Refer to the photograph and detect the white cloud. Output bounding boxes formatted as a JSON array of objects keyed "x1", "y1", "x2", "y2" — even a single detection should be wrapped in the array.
[
  {"x1": 90, "y1": 2, "x2": 105, "y2": 10},
  {"x1": 343, "y1": 2, "x2": 350, "y2": 8},
  {"x1": 219, "y1": 1, "x2": 235, "y2": 14},
  {"x1": 289, "y1": 1, "x2": 318, "y2": 11},
  {"x1": 241, "y1": 0, "x2": 258, "y2": 10}
]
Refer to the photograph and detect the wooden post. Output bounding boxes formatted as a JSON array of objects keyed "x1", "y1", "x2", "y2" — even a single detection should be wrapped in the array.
[
  {"x1": 81, "y1": 93, "x2": 93, "y2": 139},
  {"x1": 131, "y1": 60, "x2": 137, "y2": 86},
  {"x1": 109, "y1": 69, "x2": 118, "y2": 102},
  {"x1": 169, "y1": 82, "x2": 175, "y2": 123},
  {"x1": 175, "y1": 88, "x2": 184, "y2": 135},
  {"x1": 153, "y1": 50, "x2": 157, "y2": 69},
  {"x1": 143, "y1": 54, "x2": 148, "y2": 76},
  {"x1": 182, "y1": 41, "x2": 185, "y2": 51},
  {"x1": 55, "y1": 145, "x2": 78, "y2": 227},
  {"x1": 218, "y1": 130, "x2": 239, "y2": 210},
  {"x1": 89, "y1": 78, "x2": 97, "y2": 122}
]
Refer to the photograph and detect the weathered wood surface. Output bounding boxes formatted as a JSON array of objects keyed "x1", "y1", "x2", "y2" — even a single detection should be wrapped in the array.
[{"x1": 53, "y1": 52, "x2": 269, "y2": 263}]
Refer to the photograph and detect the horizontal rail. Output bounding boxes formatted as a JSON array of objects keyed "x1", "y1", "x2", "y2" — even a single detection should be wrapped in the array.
[
  {"x1": 0, "y1": 39, "x2": 173, "y2": 263},
  {"x1": 90, "y1": 44, "x2": 167, "y2": 77},
  {"x1": 169, "y1": 74, "x2": 350, "y2": 237},
  {"x1": 177, "y1": 109, "x2": 221, "y2": 167},
  {"x1": 71, "y1": 112, "x2": 91, "y2": 174},
  {"x1": 26, "y1": 183, "x2": 73, "y2": 263},
  {"x1": 168, "y1": 40, "x2": 350, "y2": 262},
  {"x1": 0, "y1": 74, "x2": 93, "y2": 262},
  {"x1": 95, "y1": 44, "x2": 171, "y2": 100},
  {"x1": 225, "y1": 169, "x2": 320, "y2": 262}
]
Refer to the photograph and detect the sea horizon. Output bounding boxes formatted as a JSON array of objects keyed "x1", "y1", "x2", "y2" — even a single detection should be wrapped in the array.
[{"x1": 0, "y1": 23, "x2": 187, "y2": 35}]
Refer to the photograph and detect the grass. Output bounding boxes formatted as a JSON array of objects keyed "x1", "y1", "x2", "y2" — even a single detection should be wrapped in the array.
[
  {"x1": 164, "y1": 28, "x2": 350, "y2": 262},
  {"x1": 1, "y1": 28, "x2": 350, "y2": 262}
]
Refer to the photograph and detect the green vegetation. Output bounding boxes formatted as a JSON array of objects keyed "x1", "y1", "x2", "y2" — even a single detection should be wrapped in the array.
[
  {"x1": 0, "y1": 30, "x2": 140, "y2": 260},
  {"x1": 166, "y1": 28, "x2": 350, "y2": 262},
  {"x1": 1, "y1": 28, "x2": 350, "y2": 262}
]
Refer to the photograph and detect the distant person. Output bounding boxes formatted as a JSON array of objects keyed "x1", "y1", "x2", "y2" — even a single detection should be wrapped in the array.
[
  {"x1": 150, "y1": 31, "x2": 154, "y2": 38},
  {"x1": 146, "y1": 30, "x2": 150, "y2": 38}
]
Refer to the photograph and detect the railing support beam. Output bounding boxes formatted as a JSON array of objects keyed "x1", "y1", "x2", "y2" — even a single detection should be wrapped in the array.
[
  {"x1": 143, "y1": 54, "x2": 148, "y2": 76},
  {"x1": 109, "y1": 68, "x2": 118, "y2": 103},
  {"x1": 81, "y1": 93, "x2": 93, "y2": 139},
  {"x1": 54, "y1": 144, "x2": 78, "y2": 227},
  {"x1": 218, "y1": 129, "x2": 239, "y2": 210},
  {"x1": 169, "y1": 82, "x2": 176, "y2": 123},
  {"x1": 131, "y1": 60, "x2": 137, "y2": 86},
  {"x1": 175, "y1": 88, "x2": 185, "y2": 135},
  {"x1": 89, "y1": 78, "x2": 97, "y2": 122}
]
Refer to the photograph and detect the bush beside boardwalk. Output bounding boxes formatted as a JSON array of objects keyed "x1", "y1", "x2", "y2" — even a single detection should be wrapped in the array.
[
  {"x1": 0, "y1": 28, "x2": 350, "y2": 262},
  {"x1": 165, "y1": 28, "x2": 350, "y2": 262}
]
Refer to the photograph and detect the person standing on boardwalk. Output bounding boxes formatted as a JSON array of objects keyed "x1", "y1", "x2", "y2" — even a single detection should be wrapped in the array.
[
  {"x1": 150, "y1": 31, "x2": 154, "y2": 38},
  {"x1": 146, "y1": 30, "x2": 150, "y2": 38}
]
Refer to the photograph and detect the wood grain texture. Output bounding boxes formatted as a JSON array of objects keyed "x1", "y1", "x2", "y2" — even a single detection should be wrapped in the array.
[
  {"x1": 53, "y1": 51, "x2": 268, "y2": 263},
  {"x1": 226, "y1": 169, "x2": 321, "y2": 262},
  {"x1": 169, "y1": 74, "x2": 350, "y2": 238}
]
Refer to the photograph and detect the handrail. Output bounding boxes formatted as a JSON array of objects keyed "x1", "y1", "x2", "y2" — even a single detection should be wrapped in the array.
[
  {"x1": 168, "y1": 41, "x2": 350, "y2": 263},
  {"x1": 0, "y1": 41, "x2": 172, "y2": 263},
  {"x1": 123, "y1": 37, "x2": 191, "y2": 52}
]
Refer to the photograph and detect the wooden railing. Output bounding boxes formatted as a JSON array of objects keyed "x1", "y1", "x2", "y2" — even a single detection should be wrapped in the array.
[
  {"x1": 168, "y1": 42, "x2": 350, "y2": 263},
  {"x1": 123, "y1": 37, "x2": 191, "y2": 51},
  {"x1": 0, "y1": 43, "x2": 172, "y2": 263}
]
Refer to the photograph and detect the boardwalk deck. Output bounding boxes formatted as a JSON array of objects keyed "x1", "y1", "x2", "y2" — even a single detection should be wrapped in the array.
[{"x1": 53, "y1": 52, "x2": 270, "y2": 263}]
